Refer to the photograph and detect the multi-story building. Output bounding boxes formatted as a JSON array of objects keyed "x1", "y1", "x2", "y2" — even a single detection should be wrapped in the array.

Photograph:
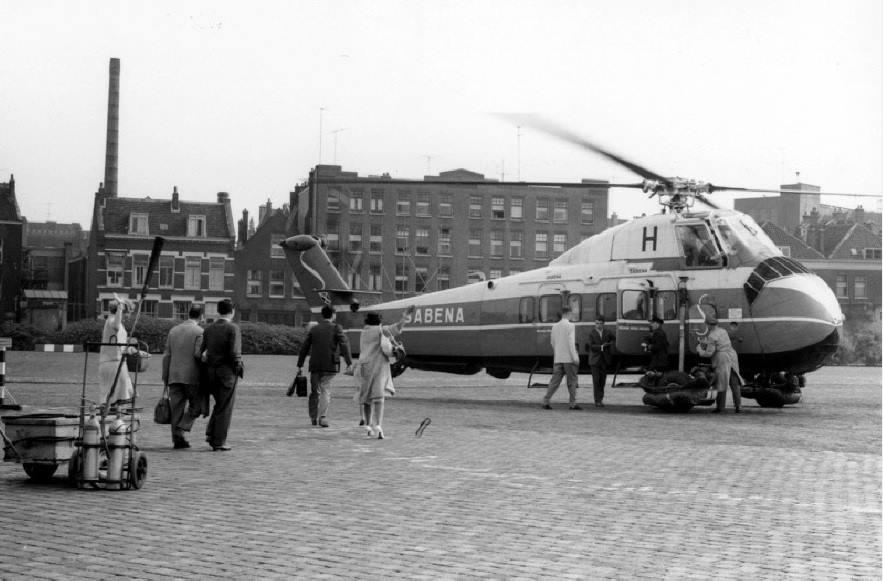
[
  {"x1": 0, "y1": 175, "x2": 24, "y2": 322},
  {"x1": 20, "y1": 220, "x2": 88, "y2": 331},
  {"x1": 289, "y1": 164, "x2": 610, "y2": 304},
  {"x1": 85, "y1": 186, "x2": 236, "y2": 320},
  {"x1": 233, "y1": 201, "x2": 309, "y2": 326}
]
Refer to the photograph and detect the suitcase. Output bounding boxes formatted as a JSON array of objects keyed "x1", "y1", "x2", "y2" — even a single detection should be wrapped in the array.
[{"x1": 287, "y1": 373, "x2": 308, "y2": 397}]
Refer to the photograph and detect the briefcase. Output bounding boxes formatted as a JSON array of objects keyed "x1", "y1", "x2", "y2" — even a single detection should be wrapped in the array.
[{"x1": 287, "y1": 372, "x2": 308, "y2": 397}]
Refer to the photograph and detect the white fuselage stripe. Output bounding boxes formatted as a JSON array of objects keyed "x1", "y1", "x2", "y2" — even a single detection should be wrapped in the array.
[{"x1": 399, "y1": 316, "x2": 839, "y2": 333}]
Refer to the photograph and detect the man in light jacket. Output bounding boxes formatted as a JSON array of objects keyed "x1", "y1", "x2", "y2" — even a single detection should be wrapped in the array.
[
  {"x1": 542, "y1": 305, "x2": 582, "y2": 410},
  {"x1": 162, "y1": 305, "x2": 205, "y2": 449}
]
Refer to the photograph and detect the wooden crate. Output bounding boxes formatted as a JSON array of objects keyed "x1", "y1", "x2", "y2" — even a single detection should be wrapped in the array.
[{"x1": 2, "y1": 414, "x2": 79, "y2": 463}]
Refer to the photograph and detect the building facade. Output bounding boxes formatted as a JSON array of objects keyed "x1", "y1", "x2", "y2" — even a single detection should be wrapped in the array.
[
  {"x1": 290, "y1": 165, "x2": 611, "y2": 305},
  {"x1": 85, "y1": 186, "x2": 236, "y2": 320},
  {"x1": 0, "y1": 175, "x2": 24, "y2": 322},
  {"x1": 233, "y1": 201, "x2": 309, "y2": 326}
]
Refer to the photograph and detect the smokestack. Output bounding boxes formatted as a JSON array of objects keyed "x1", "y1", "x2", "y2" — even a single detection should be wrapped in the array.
[{"x1": 104, "y1": 58, "x2": 120, "y2": 198}]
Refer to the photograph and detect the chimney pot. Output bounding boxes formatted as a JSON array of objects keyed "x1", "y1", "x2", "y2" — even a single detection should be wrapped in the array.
[{"x1": 217, "y1": 192, "x2": 229, "y2": 203}]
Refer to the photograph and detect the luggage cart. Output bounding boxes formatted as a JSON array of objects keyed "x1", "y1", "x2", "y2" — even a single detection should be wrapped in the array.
[
  {"x1": 1, "y1": 340, "x2": 149, "y2": 488},
  {"x1": 67, "y1": 340, "x2": 149, "y2": 490}
]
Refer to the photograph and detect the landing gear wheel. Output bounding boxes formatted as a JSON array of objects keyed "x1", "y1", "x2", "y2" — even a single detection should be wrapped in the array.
[
  {"x1": 755, "y1": 390, "x2": 786, "y2": 408},
  {"x1": 667, "y1": 391, "x2": 694, "y2": 413},
  {"x1": 128, "y1": 451, "x2": 147, "y2": 490},
  {"x1": 23, "y1": 463, "x2": 58, "y2": 481}
]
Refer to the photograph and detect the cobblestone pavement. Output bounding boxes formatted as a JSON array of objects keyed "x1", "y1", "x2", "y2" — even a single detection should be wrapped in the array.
[{"x1": 0, "y1": 354, "x2": 879, "y2": 579}]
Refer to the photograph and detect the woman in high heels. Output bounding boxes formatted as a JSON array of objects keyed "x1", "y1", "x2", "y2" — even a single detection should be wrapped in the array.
[{"x1": 356, "y1": 305, "x2": 415, "y2": 439}]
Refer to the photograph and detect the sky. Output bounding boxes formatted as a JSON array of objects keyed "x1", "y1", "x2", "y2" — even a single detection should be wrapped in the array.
[{"x1": 1, "y1": 0, "x2": 881, "y2": 229}]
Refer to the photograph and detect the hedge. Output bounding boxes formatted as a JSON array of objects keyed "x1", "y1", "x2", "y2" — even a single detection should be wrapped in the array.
[{"x1": 1, "y1": 317, "x2": 305, "y2": 355}]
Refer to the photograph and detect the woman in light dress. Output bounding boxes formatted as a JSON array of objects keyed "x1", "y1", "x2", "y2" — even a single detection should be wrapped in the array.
[
  {"x1": 357, "y1": 305, "x2": 415, "y2": 439},
  {"x1": 99, "y1": 295, "x2": 135, "y2": 408}
]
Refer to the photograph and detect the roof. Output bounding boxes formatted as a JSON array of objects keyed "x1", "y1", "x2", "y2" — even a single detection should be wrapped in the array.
[
  {"x1": 101, "y1": 196, "x2": 234, "y2": 239},
  {"x1": 0, "y1": 177, "x2": 22, "y2": 222},
  {"x1": 23, "y1": 289, "x2": 68, "y2": 300},
  {"x1": 760, "y1": 221, "x2": 824, "y2": 259}
]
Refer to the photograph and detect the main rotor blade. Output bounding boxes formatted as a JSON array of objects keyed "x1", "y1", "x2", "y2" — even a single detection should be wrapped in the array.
[
  {"x1": 495, "y1": 113, "x2": 671, "y2": 185},
  {"x1": 709, "y1": 184, "x2": 881, "y2": 198},
  {"x1": 316, "y1": 177, "x2": 646, "y2": 190}
]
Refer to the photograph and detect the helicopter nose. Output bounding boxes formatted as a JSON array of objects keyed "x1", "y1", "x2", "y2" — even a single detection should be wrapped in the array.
[{"x1": 749, "y1": 273, "x2": 843, "y2": 352}]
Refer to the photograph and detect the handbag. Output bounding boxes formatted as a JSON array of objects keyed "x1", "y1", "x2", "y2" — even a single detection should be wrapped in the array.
[
  {"x1": 153, "y1": 384, "x2": 172, "y2": 424},
  {"x1": 380, "y1": 328, "x2": 406, "y2": 364},
  {"x1": 287, "y1": 371, "x2": 308, "y2": 397}
]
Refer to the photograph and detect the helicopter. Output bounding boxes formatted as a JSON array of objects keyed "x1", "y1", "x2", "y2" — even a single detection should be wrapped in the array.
[{"x1": 280, "y1": 117, "x2": 860, "y2": 412}]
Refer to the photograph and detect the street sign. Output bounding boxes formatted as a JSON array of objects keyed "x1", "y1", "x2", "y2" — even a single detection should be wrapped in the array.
[{"x1": 0, "y1": 337, "x2": 12, "y2": 348}]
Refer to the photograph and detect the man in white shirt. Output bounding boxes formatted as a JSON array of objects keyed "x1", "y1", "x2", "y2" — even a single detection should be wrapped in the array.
[{"x1": 542, "y1": 305, "x2": 582, "y2": 410}]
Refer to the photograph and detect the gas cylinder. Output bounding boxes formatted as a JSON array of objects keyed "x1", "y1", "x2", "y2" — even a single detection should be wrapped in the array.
[
  {"x1": 81, "y1": 414, "x2": 101, "y2": 485},
  {"x1": 105, "y1": 418, "x2": 129, "y2": 490}
]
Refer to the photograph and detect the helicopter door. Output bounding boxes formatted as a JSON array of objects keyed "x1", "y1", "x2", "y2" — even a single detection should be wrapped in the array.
[{"x1": 616, "y1": 278, "x2": 680, "y2": 360}]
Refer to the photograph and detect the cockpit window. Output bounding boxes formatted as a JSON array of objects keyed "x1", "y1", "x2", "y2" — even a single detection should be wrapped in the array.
[
  {"x1": 677, "y1": 224, "x2": 722, "y2": 268},
  {"x1": 715, "y1": 216, "x2": 779, "y2": 266}
]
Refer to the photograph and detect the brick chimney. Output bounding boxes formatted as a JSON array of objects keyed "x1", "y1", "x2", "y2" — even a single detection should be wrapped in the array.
[
  {"x1": 171, "y1": 186, "x2": 180, "y2": 212},
  {"x1": 237, "y1": 209, "x2": 249, "y2": 247},
  {"x1": 103, "y1": 58, "x2": 120, "y2": 198},
  {"x1": 854, "y1": 205, "x2": 865, "y2": 225}
]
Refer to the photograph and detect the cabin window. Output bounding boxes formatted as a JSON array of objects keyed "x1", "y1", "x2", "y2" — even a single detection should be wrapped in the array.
[
  {"x1": 539, "y1": 295, "x2": 563, "y2": 323},
  {"x1": 677, "y1": 224, "x2": 722, "y2": 268},
  {"x1": 621, "y1": 290, "x2": 647, "y2": 321},
  {"x1": 596, "y1": 293, "x2": 616, "y2": 322},
  {"x1": 519, "y1": 297, "x2": 535, "y2": 323},
  {"x1": 567, "y1": 294, "x2": 582, "y2": 321},
  {"x1": 655, "y1": 291, "x2": 678, "y2": 320}
]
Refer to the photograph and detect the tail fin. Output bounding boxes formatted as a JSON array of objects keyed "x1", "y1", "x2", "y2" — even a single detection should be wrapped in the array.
[{"x1": 280, "y1": 234, "x2": 361, "y2": 311}]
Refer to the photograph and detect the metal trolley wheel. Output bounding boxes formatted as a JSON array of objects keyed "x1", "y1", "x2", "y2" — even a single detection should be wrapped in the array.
[
  {"x1": 127, "y1": 450, "x2": 147, "y2": 490},
  {"x1": 23, "y1": 462, "x2": 59, "y2": 482}
]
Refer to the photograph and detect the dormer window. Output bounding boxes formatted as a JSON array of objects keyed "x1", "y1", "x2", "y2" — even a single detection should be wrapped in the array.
[
  {"x1": 129, "y1": 213, "x2": 149, "y2": 236},
  {"x1": 188, "y1": 215, "x2": 206, "y2": 237}
]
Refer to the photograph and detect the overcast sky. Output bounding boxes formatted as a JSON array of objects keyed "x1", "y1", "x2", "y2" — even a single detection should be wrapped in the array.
[{"x1": 1, "y1": 0, "x2": 881, "y2": 229}]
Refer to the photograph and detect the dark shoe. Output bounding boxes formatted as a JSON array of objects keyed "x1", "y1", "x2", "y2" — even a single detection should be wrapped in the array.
[
  {"x1": 359, "y1": 419, "x2": 366, "y2": 426},
  {"x1": 595, "y1": 402, "x2": 605, "y2": 408},
  {"x1": 569, "y1": 405, "x2": 583, "y2": 410},
  {"x1": 311, "y1": 418, "x2": 318, "y2": 426},
  {"x1": 173, "y1": 441, "x2": 191, "y2": 449},
  {"x1": 712, "y1": 409, "x2": 722, "y2": 414},
  {"x1": 542, "y1": 404, "x2": 552, "y2": 410},
  {"x1": 735, "y1": 408, "x2": 742, "y2": 414},
  {"x1": 212, "y1": 445, "x2": 232, "y2": 451},
  {"x1": 318, "y1": 417, "x2": 329, "y2": 428}
]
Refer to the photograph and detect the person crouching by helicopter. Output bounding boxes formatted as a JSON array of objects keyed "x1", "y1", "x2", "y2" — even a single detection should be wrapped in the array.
[
  {"x1": 99, "y1": 294, "x2": 136, "y2": 412},
  {"x1": 697, "y1": 316, "x2": 742, "y2": 414},
  {"x1": 642, "y1": 317, "x2": 669, "y2": 377},
  {"x1": 542, "y1": 305, "x2": 582, "y2": 410},
  {"x1": 586, "y1": 315, "x2": 616, "y2": 407}
]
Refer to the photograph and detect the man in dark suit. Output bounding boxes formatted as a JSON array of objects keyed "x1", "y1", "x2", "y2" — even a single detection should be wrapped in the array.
[
  {"x1": 200, "y1": 299, "x2": 243, "y2": 451},
  {"x1": 586, "y1": 315, "x2": 616, "y2": 407},
  {"x1": 297, "y1": 305, "x2": 353, "y2": 427}
]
